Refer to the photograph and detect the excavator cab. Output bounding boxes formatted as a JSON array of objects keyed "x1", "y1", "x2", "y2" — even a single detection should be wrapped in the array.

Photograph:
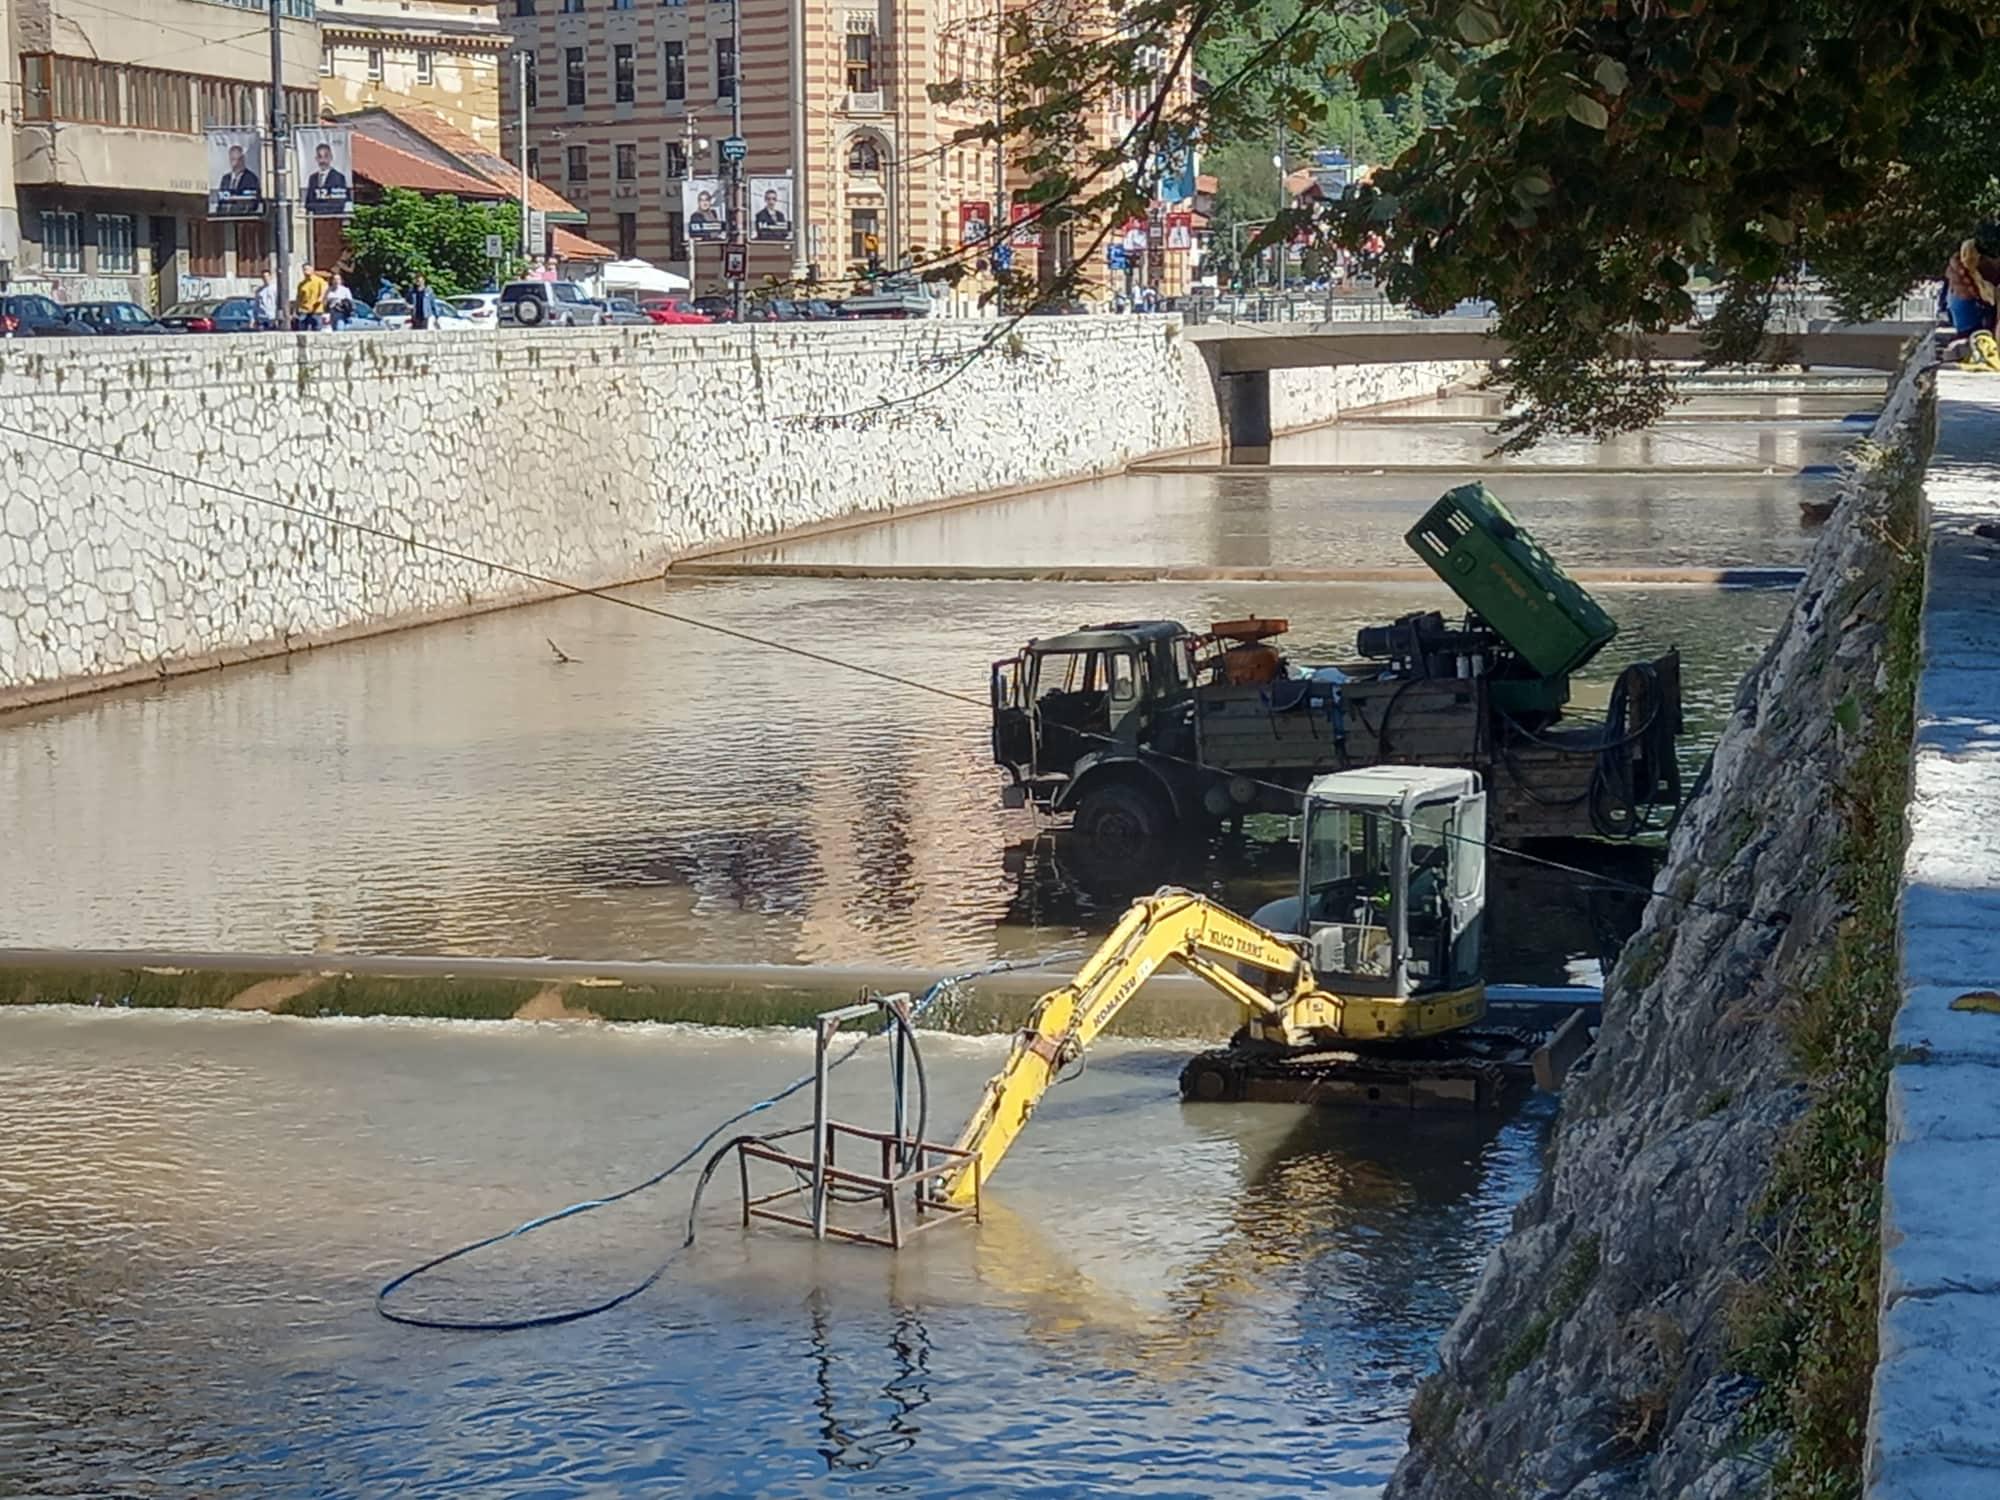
[{"x1": 1298, "y1": 766, "x2": 1486, "y2": 1004}]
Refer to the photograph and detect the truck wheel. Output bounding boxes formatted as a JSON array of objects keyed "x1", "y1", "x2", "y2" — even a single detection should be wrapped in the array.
[
  {"x1": 1074, "y1": 781, "x2": 1171, "y2": 844},
  {"x1": 1179, "y1": 1051, "x2": 1247, "y2": 1103}
]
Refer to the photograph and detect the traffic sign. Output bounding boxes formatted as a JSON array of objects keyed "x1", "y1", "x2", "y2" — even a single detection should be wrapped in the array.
[
  {"x1": 990, "y1": 243, "x2": 1013, "y2": 272},
  {"x1": 527, "y1": 208, "x2": 547, "y2": 253},
  {"x1": 484, "y1": 233, "x2": 504, "y2": 259},
  {"x1": 720, "y1": 135, "x2": 748, "y2": 163},
  {"x1": 723, "y1": 240, "x2": 747, "y2": 278},
  {"x1": 1107, "y1": 245, "x2": 1129, "y2": 270}
]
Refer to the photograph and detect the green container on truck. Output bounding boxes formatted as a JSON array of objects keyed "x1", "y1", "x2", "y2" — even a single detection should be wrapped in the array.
[{"x1": 1405, "y1": 483, "x2": 1619, "y2": 678}]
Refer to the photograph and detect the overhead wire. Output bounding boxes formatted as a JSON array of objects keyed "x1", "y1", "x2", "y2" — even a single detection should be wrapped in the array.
[{"x1": 0, "y1": 418, "x2": 1775, "y2": 926}]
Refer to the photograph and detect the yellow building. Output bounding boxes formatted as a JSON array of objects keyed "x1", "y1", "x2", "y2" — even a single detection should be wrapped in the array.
[
  {"x1": 7, "y1": 0, "x2": 320, "y2": 303},
  {"x1": 320, "y1": 0, "x2": 509, "y2": 152}
]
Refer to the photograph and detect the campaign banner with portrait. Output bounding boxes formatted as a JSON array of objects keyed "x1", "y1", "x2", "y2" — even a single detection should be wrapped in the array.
[
  {"x1": 748, "y1": 174, "x2": 793, "y2": 242},
  {"x1": 207, "y1": 127, "x2": 265, "y2": 219},
  {"x1": 683, "y1": 177, "x2": 726, "y2": 242},
  {"x1": 296, "y1": 127, "x2": 354, "y2": 217},
  {"x1": 958, "y1": 199, "x2": 992, "y2": 246},
  {"x1": 1008, "y1": 202, "x2": 1042, "y2": 248}
]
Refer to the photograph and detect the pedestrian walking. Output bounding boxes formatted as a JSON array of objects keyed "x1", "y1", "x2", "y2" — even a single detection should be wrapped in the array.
[
  {"x1": 253, "y1": 269, "x2": 279, "y2": 331},
  {"x1": 406, "y1": 273, "x2": 440, "y2": 331},
  {"x1": 325, "y1": 272, "x2": 354, "y2": 330},
  {"x1": 294, "y1": 264, "x2": 327, "y2": 330}
]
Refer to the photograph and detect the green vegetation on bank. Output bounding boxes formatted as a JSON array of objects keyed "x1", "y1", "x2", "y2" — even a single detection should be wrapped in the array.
[{"x1": 1728, "y1": 459, "x2": 1926, "y2": 1498}]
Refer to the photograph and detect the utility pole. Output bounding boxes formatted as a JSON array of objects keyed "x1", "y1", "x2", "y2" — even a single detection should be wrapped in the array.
[
  {"x1": 788, "y1": 0, "x2": 807, "y2": 282},
  {"x1": 728, "y1": 0, "x2": 744, "y2": 321},
  {"x1": 267, "y1": 0, "x2": 290, "y2": 310},
  {"x1": 992, "y1": 0, "x2": 1004, "y2": 308},
  {"x1": 682, "y1": 110, "x2": 699, "y2": 292},
  {"x1": 516, "y1": 51, "x2": 532, "y2": 260},
  {"x1": 1273, "y1": 120, "x2": 1286, "y2": 296}
]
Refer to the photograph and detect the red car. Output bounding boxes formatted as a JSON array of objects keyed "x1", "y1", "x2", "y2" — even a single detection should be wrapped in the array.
[{"x1": 641, "y1": 296, "x2": 714, "y2": 325}]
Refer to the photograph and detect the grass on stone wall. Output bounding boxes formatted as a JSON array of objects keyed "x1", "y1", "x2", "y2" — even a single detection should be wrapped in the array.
[{"x1": 1728, "y1": 472, "x2": 1924, "y2": 1500}]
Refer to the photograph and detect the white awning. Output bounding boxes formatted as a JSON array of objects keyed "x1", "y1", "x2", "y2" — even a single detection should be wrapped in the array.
[{"x1": 601, "y1": 258, "x2": 690, "y2": 292}]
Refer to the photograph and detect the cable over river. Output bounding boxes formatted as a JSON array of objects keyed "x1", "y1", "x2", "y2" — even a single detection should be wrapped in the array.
[{"x1": 0, "y1": 380, "x2": 1867, "y2": 1495}]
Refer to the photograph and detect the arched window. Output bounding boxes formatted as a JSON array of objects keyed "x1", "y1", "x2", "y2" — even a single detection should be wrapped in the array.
[{"x1": 848, "y1": 138, "x2": 882, "y2": 174}]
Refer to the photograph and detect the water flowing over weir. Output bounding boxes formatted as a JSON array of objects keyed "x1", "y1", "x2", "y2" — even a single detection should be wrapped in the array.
[{"x1": 0, "y1": 380, "x2": 1874, "y2": 1495}]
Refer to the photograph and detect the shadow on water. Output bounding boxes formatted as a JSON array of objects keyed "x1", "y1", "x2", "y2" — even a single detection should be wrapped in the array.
[{"x1": 1006, "y1": 826, "x2": 1659, "y2": 986}]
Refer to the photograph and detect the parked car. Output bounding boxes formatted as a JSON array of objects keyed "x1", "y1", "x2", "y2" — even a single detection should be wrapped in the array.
[
  {"x1": 598, "y1": 296, "x2": 654, "y2": 326},
  {"x1": 157, "y1": 297, "x2": 260, "y2": 333},
  {"x1": 843, "y1": 275, "x2": 942, "y2": 319},
  {"x1": 0, "y1": 293, "x2": 95, "y2": 337},
  {"x1": 64, "y1": 300, "x2": 168, "y2": 335},
  {"x1": 371, "y1": 296, "x2": 475, "y2": 332},
  {"x1": 332, "y1": 300, "x2": 387, "y2": 332},
  {"x1": 451, "y1": 292, "x2": 500, "y2": 326},
  {"x1": 689, "y1": 294, "x2": 735, "y2": 322},
  {"x1": 800, "y1": 298, "x2": 845, "y2": 320},
  {"x1": 498, "y1": 280, "x2": 605, "y2": 327},
  {"x1": 745, "y1": 297, "x2": 803, "y2": 322},
  {"x1": 639, "y1": 296, "x2": 713, "y2": 325}
]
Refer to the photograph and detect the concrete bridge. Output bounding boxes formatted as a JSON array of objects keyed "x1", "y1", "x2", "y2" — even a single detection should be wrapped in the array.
[{"x1": 1187, "y1": 316, "x2": 1934, "y2": 450}]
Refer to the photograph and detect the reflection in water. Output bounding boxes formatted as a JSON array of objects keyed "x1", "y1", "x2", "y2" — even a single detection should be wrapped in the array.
[{"x1": 809, "y1": 1290, "x2": 934, "y2": 1473}]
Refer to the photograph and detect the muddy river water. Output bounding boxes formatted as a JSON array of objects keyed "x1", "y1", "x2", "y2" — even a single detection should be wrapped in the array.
[{"x1": 0, "y1": 383, "x2": 1864, "y2": 1495}]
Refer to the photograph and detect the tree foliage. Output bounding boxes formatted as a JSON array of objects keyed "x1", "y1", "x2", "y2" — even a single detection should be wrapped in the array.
[
  {"x1": 343, "y1": 189, "x2": 524, "y2": 301},
  {"x1": 981, "y1": 0, "x2": 2000, "y2": 445}
]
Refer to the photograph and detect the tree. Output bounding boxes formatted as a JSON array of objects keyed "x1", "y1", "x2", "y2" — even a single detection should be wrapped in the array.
[
  {"x1": 980, "y1": 0, "x2": 1999, "y2": 445},
  {"x1": 343, "y1": 189, "x2": 524, "y2": 301}
]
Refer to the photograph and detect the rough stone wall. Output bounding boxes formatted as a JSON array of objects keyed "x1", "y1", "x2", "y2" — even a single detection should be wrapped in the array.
[
  {"x1": 0, "y1": 321, "x2": 1475, "y2": 701},
  {"x1": 1267, "y1": 359, "x2": 1475, "y2": 434},
  {"x1": 1387, "y1": 344, "x2": 1937, "y2": 1500}
]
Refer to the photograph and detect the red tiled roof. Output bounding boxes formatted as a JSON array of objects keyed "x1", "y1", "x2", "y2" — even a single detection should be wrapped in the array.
[
  {"x1": 372, "y1": 102, "x2": 583, "y2": 217},
  {"x1": 352, "y1": 134, "x2": 505, "y2": 199},
  {"x1": 552, "y1": 226, "x2": 615, "y2": 261}
]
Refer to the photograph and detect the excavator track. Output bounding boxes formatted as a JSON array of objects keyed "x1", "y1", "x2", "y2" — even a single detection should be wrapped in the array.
[{"x1": 1178, "y1": 1028, "x2": 1542, "y2": 1114}]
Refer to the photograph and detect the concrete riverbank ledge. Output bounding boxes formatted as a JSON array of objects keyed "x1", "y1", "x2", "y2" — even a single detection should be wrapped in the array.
[
  {"x1": 1868, "y1": 371, "x2": 2000, "y2": 1498},
  {"x1": 0, "y1": 321, "x2": 1477, "y2": 710}
]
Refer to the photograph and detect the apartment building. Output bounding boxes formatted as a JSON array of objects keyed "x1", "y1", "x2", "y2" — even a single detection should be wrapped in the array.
[
  {"x1": 8, "y1": 0, "x2": 321, "y2": 303},
  {"x1": 501, "y1": 0, "x2": 1028, "y2": 293},
  {"x1": 319, "y1": 0, "x2": 511, "y2": 151}
]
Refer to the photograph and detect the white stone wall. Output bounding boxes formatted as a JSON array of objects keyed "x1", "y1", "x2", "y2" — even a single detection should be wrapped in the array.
[
  {"x1": 1267, "y1": 359, "x2": 1480, "y2": 434},
  {"x1": 0, "y1": 319, "x2": 1475, "y2": 701}
]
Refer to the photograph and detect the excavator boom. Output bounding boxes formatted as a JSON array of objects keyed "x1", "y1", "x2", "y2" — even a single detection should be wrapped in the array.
[{"x1": 943, "y1": 890, "x2": 1340, "y2": 1205}]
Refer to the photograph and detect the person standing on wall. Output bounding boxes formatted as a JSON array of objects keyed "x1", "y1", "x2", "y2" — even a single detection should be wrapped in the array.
[
  {"x1": 406, "y1": 273, "x2": 440, "y2": 331},
  {"x1": 295, "y1": 264, "x2": 328, "y2": 331}
]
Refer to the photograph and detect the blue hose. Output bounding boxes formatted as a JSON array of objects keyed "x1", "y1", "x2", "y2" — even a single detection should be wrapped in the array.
[{"x1": 375, "y1": 957, "x2": 1066, "y2": 1333}]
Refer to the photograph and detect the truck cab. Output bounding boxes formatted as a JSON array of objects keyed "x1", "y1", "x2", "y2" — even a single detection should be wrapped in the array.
[{"x1": 991, "y1": 621, "x2": 1200, "y2": 840}]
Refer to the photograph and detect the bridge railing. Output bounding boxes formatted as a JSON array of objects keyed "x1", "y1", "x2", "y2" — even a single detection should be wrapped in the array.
[{"x1": 1176, "y1": 285, "x2": 1941, "y2": 330}]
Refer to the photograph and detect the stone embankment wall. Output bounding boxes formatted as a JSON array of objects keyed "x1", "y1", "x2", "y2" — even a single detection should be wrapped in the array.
[
  {"x1": 1386, "y1": 342, "x2": 1936, "y2": 1499},
  {"x1": 0, "y1": 321, "x2": 1476, "y2": 705},
  {"x1": 1869, "y1": 372, "x2": 2000, "y2": 1498}
]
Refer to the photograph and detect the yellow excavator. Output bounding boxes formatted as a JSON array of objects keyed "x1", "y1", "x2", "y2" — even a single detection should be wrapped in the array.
[{"x1": 942, "y1": 764, "x2": 1517, "y2": 1207}]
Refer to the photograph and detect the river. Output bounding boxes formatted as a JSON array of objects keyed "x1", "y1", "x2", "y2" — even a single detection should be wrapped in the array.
[{"x1": 0, "y1": 381, "x2": 1862, "y2": 1496}]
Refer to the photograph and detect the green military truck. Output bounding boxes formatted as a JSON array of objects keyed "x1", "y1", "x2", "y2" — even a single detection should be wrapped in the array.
[{"x1": 990, "y1": 483, "x2": 1684, "y2": 845}]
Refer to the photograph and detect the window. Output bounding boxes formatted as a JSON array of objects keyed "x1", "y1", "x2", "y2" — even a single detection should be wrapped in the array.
[
  {"x1": 416, "y1": 49, "x2": 434, "y2": 83},
  {"x1": 561, "y1": 0, "x2": 583, "y2": 12},
  {"x1": 188, "y1": 220, "x2": 226, "y2": 276},
  {"x1": 129, "y1": 67, "x2": 194, "y2": 132},
  {"x1": 664, "y1": 140, "x2": 686, "y2": 178},
  {"x1": 565, "y1": 46, "x2": 585, "y2": 104},
  {"x1": 52, "y1": 57, "x2": 119, "y2": 123},
  {"x1": 844, "y1": 32, "x2": 873, "y2": 93},
  {"x1": 319, "y1": 44, "x2": 334, "y2": 75},
  {"x1": 661, "y1": 40, "x2": 685, "y2": 101},
  {"x1": 366, "y1": 47, "x2": 383, "y2": 80},
  {"x1": 515, "y1": 0, "x2": 534, "y2": 12},
  {"x1": 233, "y1": 221, "x2": 266, "y2": 270},
  {"x1": 199, "y1": 77, "x2": 258, "y2": 126},
  {"x1": 525, "y1": 53, "x2": 538, "y2": 106},
  {"x1": 715, "y1": 37, "x2": 734, "y2": 99},
  {"x1": 566, "y1": 144, "x2": 588, "y2": 180},
  {"x1": 526, "y1": 145, "x2": 541, "y2": 178},
  {"x1": 617, "y1": 212, "x2": 638, "y2": 259},
  {"x1": 667, "y1": 209, "x2": 686, "y2": 259},
  {"x1": 40, "y1": 212, "x2": 80, "y2": 272},
  {"x1": 612, "y1": 0, "x2": 632, "y2": 9},
  {"x1": 849, "y1": 207, "x2": 880, "y2": 263},
  {"x1": 615, "y1": 142, "x2": 636, "y2": 179},
  {"x1": 847, "y1": 137, "x2": 880, "y2": 174},
  {"x1": 95, "y1": 214, "x2": 136, "y2": 273},
  {"x1": 613, "y1": 43, "x2": 634, "y2": 101},
  {"x1": 19, "y1": 56, "x2": 49, "y2": 119}
]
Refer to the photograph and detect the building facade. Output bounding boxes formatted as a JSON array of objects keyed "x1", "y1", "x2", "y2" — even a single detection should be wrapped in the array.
[
  {"x1": 319, "y1": 0, "x2": 510, "y2": 151},
  {"x1": 7, "y1": 0, "x2": 321, "y2": 304}
]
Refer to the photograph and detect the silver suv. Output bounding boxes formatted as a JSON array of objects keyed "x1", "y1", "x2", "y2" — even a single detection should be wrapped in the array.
[{"x1": 498, "y1": 280, "x2": 605, "y2": 327}]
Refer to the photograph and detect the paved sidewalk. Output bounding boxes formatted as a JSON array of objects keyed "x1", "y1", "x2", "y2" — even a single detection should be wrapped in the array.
[{"x1": 1870, "y1": 369, "x2": 2000, "y2": 1498}]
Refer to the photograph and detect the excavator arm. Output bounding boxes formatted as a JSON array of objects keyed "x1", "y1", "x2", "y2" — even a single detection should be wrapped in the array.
[{"x1": 941, "y1": 889, "x2": 1350, "y2": 1206}]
